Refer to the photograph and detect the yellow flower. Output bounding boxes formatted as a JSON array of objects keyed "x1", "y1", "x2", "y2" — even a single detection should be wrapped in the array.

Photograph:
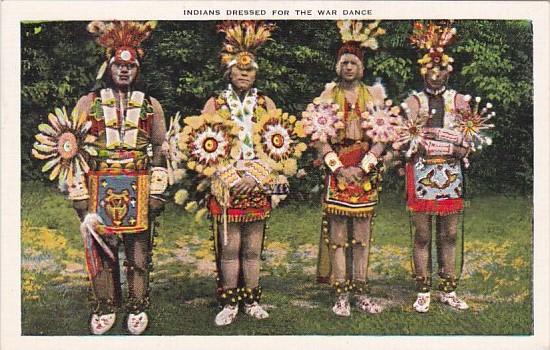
[
  {"x1": 185, "y1": 116, "x2": 205, "y2": 130},
  {"x1": 272, "y1": 162, "x2": 284, "y2": 171},
  {"x1": 185, "y1": 201, "x2": 198, "y2": 212},
  {"x1": 294, "y1": 120, "x2": 305, "y2": 137},
  {"x1": 204, "y1": 112, "x2": 224, "y2": 124},
  {"x1": 203, "y1": 167, "x2": 216, "y2": 177},
  {"x1": 390, "y1": 106, "x2": 400, "y2": 115},
  {"x1": 187, "y1": 160, "x2": 196, "y2": 170},
  {"x1": 418, "y1": 54, "x2": 432, "y2": 65},
  {"x1": 376, "y1": 27, "x2": 386, "y2": 35},
  {"x1": 296, "y1": 142, "x2": 307, "y2": 152},
  {"x1": 174, "y1": 189, "x2": 189, "y2": 205},
  {"x1": 288, "y1": 115, "x2": 296, "y2": 124},
  {"x1": 195, "y1": 208, "x2": 209, "y2": 223},
  {"x1": 218, "y1": 109, "x2": 231, "y2": 119},
  {"x1": 282, "y1": 158, "x2": 297, "y2": 176}
]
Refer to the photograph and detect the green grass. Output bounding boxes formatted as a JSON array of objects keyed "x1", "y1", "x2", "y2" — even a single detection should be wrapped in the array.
[{"x1": 21, "y1": 181, "x2": 533, "y2": 335}]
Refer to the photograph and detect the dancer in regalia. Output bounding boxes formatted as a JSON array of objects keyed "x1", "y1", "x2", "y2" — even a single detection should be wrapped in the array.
[
  {"x1": 311, "y1": 20, "x2": 391, "y2": 317},
  {"x1": 398, "y1": 21, "x2": 493, "y2": 312},
  {"x1": 33, "y1": 21, "x2": 168, "y2": 334},
  {"x1": 201, "y1": 21, "x2": 278, "y2": 326}
]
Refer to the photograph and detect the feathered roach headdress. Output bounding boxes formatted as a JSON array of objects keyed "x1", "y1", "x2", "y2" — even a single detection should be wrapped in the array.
[
  {"x1": 409, "y1": 20, "x2": 456, "y2": 75},
  {"x1": 87, "y1": 20, "x2": 157, "y2": 79},
  {"x1": 217, "y1": 20, "x2": 276, "y2": 70},
  {"x1": 336, "y1": 20, "x2": 385, "y2": 62}
]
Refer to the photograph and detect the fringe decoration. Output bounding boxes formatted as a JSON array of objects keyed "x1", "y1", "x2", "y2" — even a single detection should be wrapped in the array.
[
  {"x1": 406, "y1": 206, "x2": 463, "y2": 216},
  {"x1": 210, "y1": 212, "x2": 270, "y2": 223},
  {"x1": 323, "y1": 204, "x2": 375, "y2": 218}
]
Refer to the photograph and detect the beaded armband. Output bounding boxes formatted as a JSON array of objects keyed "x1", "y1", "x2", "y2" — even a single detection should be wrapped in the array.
[
  {"x1": 423, "y1": 139, "x2": 454, "y2": 156},
  {"x1": 67, "y1": 175, "x2": 90, "y2": 200},
  {"x1": 432, "y1": 128, "x2": 463, "y2": 146},
  {"x1": 150, "y1": 167, "x2": 168, "y2": 195},
  {"x1": 324, "y1": 151, "x2": 343, "y2": 173}
]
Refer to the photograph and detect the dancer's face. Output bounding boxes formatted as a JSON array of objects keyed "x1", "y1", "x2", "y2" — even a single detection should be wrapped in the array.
[
  {"x1": 230, "y1": 66, "x2": 256, "y2": 92},
  {"x1": 424, "y1": 67, "x2": 449, "y2": 91},
  {"x1": 339, "y1": 54, "x2": 363, "y2": 82},
  {"x1": 110, "y1": 62, "x2": 138, "y2": 88}
]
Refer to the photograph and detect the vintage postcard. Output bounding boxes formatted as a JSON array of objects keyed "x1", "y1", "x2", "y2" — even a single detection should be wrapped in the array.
[{"x1": 1, "y1": 1, "x2": 549, "y2": 350}]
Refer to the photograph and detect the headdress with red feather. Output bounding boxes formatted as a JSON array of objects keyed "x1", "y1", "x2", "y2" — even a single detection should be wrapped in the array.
[
  {"x1": 409, "y1": 20, "x2": 456, "y2": 75},
  {"x1": 87, "y1": 20, "x2": 157, "y2": 79},
  {"x1": 217, "y1": 20, "x2": 276, "y2": 70}
]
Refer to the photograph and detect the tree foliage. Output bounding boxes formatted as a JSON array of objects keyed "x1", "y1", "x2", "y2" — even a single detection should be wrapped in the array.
[{"x1": 21, "y1": 20, "x2": 533, "y2": 196}]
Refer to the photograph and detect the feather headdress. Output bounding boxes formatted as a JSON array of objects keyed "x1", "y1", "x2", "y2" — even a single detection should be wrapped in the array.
[
  {"x1": 87, "y1": 20, "x2": 157, "y2": 79},
  {"x1": 409, "y1": 21, "x2": 456, "y2": 75},
  {"x1": 336, "y1": 20, "x2": 385, "y2": 61},
  {"x1": 217, "y1": 20, "x2": 276, "y2": 70}
]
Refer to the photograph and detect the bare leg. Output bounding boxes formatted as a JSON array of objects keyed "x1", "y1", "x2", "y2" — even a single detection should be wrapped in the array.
[
  {"x1": 123, "y1": 231, "x2": 151, "y2": 311},
  {"x1": 328, "y1": 215, "x2": 348, "y2": 284},
  {"x1": 351, "y1": 215, "x2": 372, "y2": 284},
  {"x1": 436, "y1": 214, "x2": 468, "y2": 309},
  {"x1": 90, "y1": 240, "x2": 121, "y2": 312},
  {"x1": 412, "y1": 213, "x2": 433, "y2": 291},
  {"x1": 436, "y1": 213, "x2": 460, "y2": 293},
  {"x1": 241, "y1": 221, "x2": 265, "y2": 289},
  {"x1": 436, "y1": 214, "x2": 459, "y2": 277},
  {"x1": 217, "y1": 222, "x2": 242, "y2": 289}
]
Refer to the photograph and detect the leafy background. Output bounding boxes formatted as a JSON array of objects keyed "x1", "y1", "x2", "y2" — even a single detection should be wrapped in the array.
[{"x1": 22, "y1": 20, "x2": 533, "y2": 196}]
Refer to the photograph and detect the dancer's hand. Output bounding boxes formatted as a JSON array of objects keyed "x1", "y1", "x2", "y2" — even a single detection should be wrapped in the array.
[
  {"x1": 233, "y1": 175, "x2": 258, "y2": 196},
  {"x1": 72, "y1": 199, "x2": 88, "y2": 221},
  {"x1": 337, "y1": 166, "x2": 364, "y2": 184},
  {"x1": 149, "y1": 197, "x2": 165, "y2": 214}
]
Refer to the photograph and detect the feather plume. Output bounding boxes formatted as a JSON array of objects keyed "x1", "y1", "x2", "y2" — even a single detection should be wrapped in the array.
[
  {"x1": 88, "y1": 20, "x2": 156, "y2": 58},
  {"x1": 409, "y1": 21, "x2": 457, "y2": 72},
  {"x1": 410, "y1": 21, "x2": 456, "y2": 51},
  {"x1": 337, "y1": 20, "x2": 384, "y2": 48},
  {"x1": 216, "y1": 21, "x2": 276, "y2": 68}
]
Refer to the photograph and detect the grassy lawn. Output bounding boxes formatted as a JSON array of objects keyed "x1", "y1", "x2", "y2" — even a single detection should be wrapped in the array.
[{"x1": 21, "y1": 181, "x2": 533, "y2": 335}]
